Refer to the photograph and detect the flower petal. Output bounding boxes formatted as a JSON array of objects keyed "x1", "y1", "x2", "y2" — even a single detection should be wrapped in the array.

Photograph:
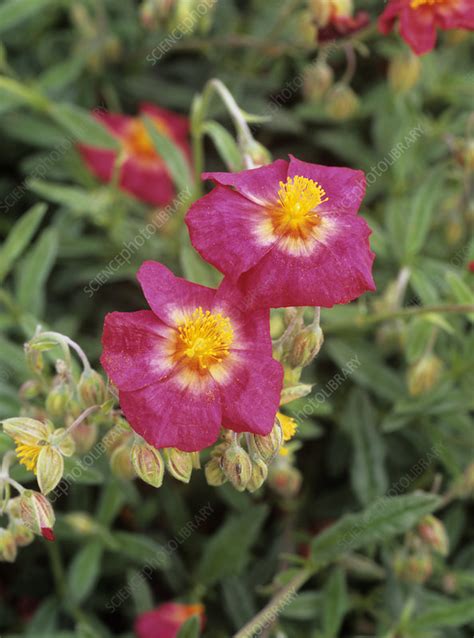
[
  {"x1": 78, "y1": 146, "x2": 116, "y2": 182},
  {"x1": 288, "y1": 155, "x2": 366, "y2": 216},
  {"x1": 399, "y1": 6, "x2": 438, "y2": 54},
  {"x1": 202, "y1": 159, "x2": 289, "y2": 206},
  {"x1": 101, "y1": 310, "x2": 174, "y2": 391},
  {"x1": 119, "y1": 376, "x2": 222, "y2": 452},
  {"x1": 120, "y1": 156, "x2": 175, "y2": 206},
  {"x1": 186, "y1": 186, "x2": 274, "y2": 282},
  {"x1": 236, "y1": 214, "x2": 375, "y2": 308},
  {"x1": 219, "y1": 354, "x2": 283, "y2": 436}
]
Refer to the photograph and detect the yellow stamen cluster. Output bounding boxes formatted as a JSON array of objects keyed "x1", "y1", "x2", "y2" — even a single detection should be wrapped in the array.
[
  {"x1": 410, "y1": 0, "x2": 450, "y2": 8},
  {"x1": 277, "y1": 412, "x2": 298, "y2": 456},
  {"x1": 177, "y1": 307, "x2": 234, "y2": 370},
  {"x1": 15, "y1": 443, "x2": 44, "y2": 473}
]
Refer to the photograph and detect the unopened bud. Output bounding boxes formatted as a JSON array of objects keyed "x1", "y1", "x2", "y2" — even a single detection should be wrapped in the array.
[
  {"x1": 445, "y1": 219, "x2": 463, "y2": 246},
  {"x1": 388, "y1": 51, "x2": 421, "y2": 94},
  {"x1": 0, "y1": 528, "x2": 17, "y2": 562},
  {"x1": 268, "y1": 463, "x2": 302, "y2": 498},
  {"x1": 163, "y1": 448, "x2": 193, "y2": 483},
  {"x1": 247, "y1": 458, "x2": 268, "y2": 493},
  {"x1": 204, "y1": 456, "x2": 227, "y2": 486},
  {"x1": 418, "y1": 515, "x2": 449, "y2": 556},
  {"x1": 249, "y1": 420, "x2": 283, "y2": 462},
  {"x1": 286, "y1": 325, "x2": 324, "y2": 368},
  {"x1": 110, "y1": 444, "x2": 136, "y2": 480},
  {"x1": 9, "y1": 523, "x2": 34, "y2": 548},
  {"x1": 393, "y1": 550, "x2": 433, "y2": 584},
  {"x1": 78, "y1": 369, "x2": 107, "y2": 407},
  {"x1": 131, "y1": 440, "x2": 164, "y2": 488},
  {"x1": 70, "y1": 421, "x2": 98, "y2": 453},
  {"x1": 45, "y1": 382, "x2": 72, "y2": 418},
  {"x1": 64, "y1": 512, "x2": 96, "y2": 535},
  {"x1": 303, "y1": 62, "x2": 334, "y2": 102},
  {"x1": 325, "y1": 84, "x2": 359, "y2": 120},
  {"x1": 222, "y1": 445, "x2": 252, "y2": 492},
  {"x1": 19, "y1": 380, "x2": 42, "y2": 401},
  {"x1": 25, "y1": 345, "x2": 44, "y2": 375},
  {"x1": 244, "y1": 140, "x2": 272, "y2": 168},
  {"x1": 37, "y1": 446, "x2": 64, "y2": 495},
  {"x1": 19, "y1": 491, "x2": 56, "y2": 541},
  {"x1": 407, "y1": 354, "x2": 443, "y2": 396}
]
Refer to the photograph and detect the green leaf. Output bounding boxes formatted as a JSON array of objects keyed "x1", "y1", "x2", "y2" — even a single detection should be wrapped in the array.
[
  {"x1": 405, "y1": 318, "x2": 435, "y2": 363},
  {"x1": 111, "y1": 531, "x2": 170, "y2": 570},
  {"x1": 222, "y1": 576, "x2": 256, "y2": 630},
  {"x1": 67, "y1": 540, "x2": 104, "y2": 605},
  {"x1": 0, "y1": 0, "x2": 56, "y2": 34},
  {"x1": 407, "y1": 598, "x2": 474, "y2": 632},
  {"x1": 96, "y1": 479, "x2": 127, "y2": 526},
  {"x1": 197, "y1": 505, "x2": 268, "y2": 586},
  {"x1": 446, "y1": 271, "x2": 474, "y2": 322},
  {"x1": 310, "y1": 492, "x2": 440, "y2": 568},
  {"x1": 16, "y1": 227, "x2": 58, "y2": 316},
  {"x1": 202, "y1": 120, "x2": 242, "y2": 171},
  {"x1": 0, "y1": 203, "x2": 47, "y2": 283},
  {"x1": 26, "y1": 597, "x2": 59, "y2": 636},
  {"x1": 49, "y1": 103, "x2": 118, "y2": 150},
  {"x1": 344, "y1": 389, "x2": 388, "y2": 506},
  {"x1": 176, "y1": 616, "x2": 200, "y2": 638},
  {"x1": 281, "y1": 591, "x2": 322, "y2": 620},
  {"x1": 404, "y1": 170, "x2": 443, "y2": 259},
  {"x1": 127, "y1": 569, "x2": 154, "y2": 615},
  {"x1": 180, "y1": 238, "x2": 221, "y2": 287},
  {"x1": 143, "y1": 115, "x2": 192, "y2": 192},
  {"x1": 322, "y1": 568, "x2": 348, "y2": 638}
]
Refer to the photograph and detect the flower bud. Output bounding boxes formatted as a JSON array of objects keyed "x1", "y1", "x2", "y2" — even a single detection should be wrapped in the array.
[
  {"x1": 407, "y1": 354, "x2": 443, "y2": 396},
  {"x1": 249, "y1": 419, "x2": 283, "y2": 462},
  {"x1": 0, "y1": 528, "x2": 17, "y2": 562},
  {"x1": 70, "y1": 421, "x2": 98, "y2": 454},
  {"x1": 19, "y1": 490, "x2": 56, "y2": 541},
  {"x1": 268, "y1": 463, "x2": 302, "y2": 499},
  {"x1": 388, "y1": 51, "x2": 421, "y2": 94},
  {"x1": 19, "y1": 380, "x2": 43, "y2": 401},
  {"x1": 244, "y1": 140, "x2": 272, "y2": 168},
  {"x1": 247, "y1": 458, "x2": 268, "y2": 493},
  {"x1": 45, "y1": 381, "x2": 72, "y2": 418},
  {"x1": 37, "y1": 446, "x2": 64, "y2": 495},
  {"x1": 393, "y1": 550, "x2": 433, "y2": 584},
  {"x1": 131, "y1": 440, "x2": 165, "y2": 488},
  {"x1": 222, "y1": 445, "x2": 252, "y2": 492},
  {"x1": 303, "y1": 61, "x2": 334, "y2": 103},
  {"x1": 325, "y1": 84, "x2": 359, "y2": 120},
  {"x1": 286, "y1": 325, "x2": 324, "y2": 368},
  {"x1": 25, "y1": 345, "x2": 44, "y2": 375},
  {"x1": 110, "y1": 444, "x2": 136, "y2": 480},
  {"x1": 9, "y1": 523, "x2": 34, "y2": 548},
  {"x1": 163, "y1": 448, "x2": 193, "y2": 483},
  {"x1": 78, "y1": 369, "x2": 107, "y2": 407},
  {"x1": 64, "y1": 512, "x2": 96, "y2": 535},
  {"x1": 418, "y1": 515, "x2": 449, "y2": 556},
  {"x1": 204, "y1": 457, "x2": 227, "y2": 487}
]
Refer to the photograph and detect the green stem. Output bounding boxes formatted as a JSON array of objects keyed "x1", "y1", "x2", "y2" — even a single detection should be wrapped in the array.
[
  {"x1": 233, "y1": 568, "x2": 312, "y2": 638},
  {"x1": 47, "y1": 540, "x2": 66, "y2": 599},
  {"x1": 324, "y1": 304, "x2": 474, "y2": 334}
]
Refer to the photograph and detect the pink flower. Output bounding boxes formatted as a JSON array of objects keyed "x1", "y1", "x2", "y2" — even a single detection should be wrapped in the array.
[
  {"x1": 186, "y1": 156, "x2": 375, "y2": 309},
  {"x1": 101, "y1": 262, "x2": 283, "y2": 452},
  {"x1": 378, "y1": 0, "x2": 474, "y2": 55},
  {"x1": 135, "y1": 602, "x2": 204, "y2": 638},
  {"x1": 79, "y1": 103, "x2": 191, "y2": 205}
]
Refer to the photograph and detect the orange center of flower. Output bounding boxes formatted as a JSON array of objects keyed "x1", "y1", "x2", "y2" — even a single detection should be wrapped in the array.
[
  {"x1": 270, "y1": 175, "x2": 328, "y2": 240},
  {"x1": 123, "y1": 118, "x2": 168, "y2": 162},
  {"x1": 176, "y1": 307, "x2": 234, "y2": 371},
  {"x1": 410, "y1": 0, "x2": 451, "y2": 8}
]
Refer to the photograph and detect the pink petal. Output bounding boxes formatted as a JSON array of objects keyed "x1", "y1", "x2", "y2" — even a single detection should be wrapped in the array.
[
  {"x1": 378, "y1": 0, "x2": 405, "y2": 34},
  {"x1": 288, "y1": 156, "x2": 366, "y2": 216},
  {"x1": 220, "y1": 353, "x2": 283, "y2": 436},
  {"x1": 77, "y1": 145, "x2": 116, "y2": 182},
  {"x1": 236, "y1": 215, "x2": 375, "y2": 308},
  {"x1": 93, "y1": 111, "x2": 131, "y2": 137},
  {"x1": 119, "y1": 376, "x2": 222, "y2": 451},
  {"x1": 140, "y1": 102, "x2": 190, "y2": 140},
  {"x1": 137, "y1": 261, "x2": 216, "y2": 327},
  {"x1": 186, "y1": 186, "x2": 273, "y2": 282},
  {"x1": 101, "y1": 310, "x2": 174, "y2": 392},
  {"x1": 202, "y1": 159, "x2": 289, "y2": 206},
  {"x1": 120, "y1": 155, "x2": 175, "y2": 206},
  {"x1": 399, "y1": 7, "x2": 438, "y2": 54}
]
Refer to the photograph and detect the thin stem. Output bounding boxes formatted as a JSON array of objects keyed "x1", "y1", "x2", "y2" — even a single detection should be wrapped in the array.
[
  {"x1": 324, "y1": 304, "x2": 474, "y2": 334},
  {"x1": 5, "y1": 476, "x2": 25, "y2": 494},
  {"x1": 233, "y1": 568, "x2": 312, "y2": 638},
  {"x1": 64, "y1": 405, "x2": 100, "y2": 436},
  {"x1": 38, "y1": 332, "x2": 91, "y2": 373}
]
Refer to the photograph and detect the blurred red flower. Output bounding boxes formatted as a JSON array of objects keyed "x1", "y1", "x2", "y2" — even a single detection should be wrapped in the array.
[
  {"x1": 135, "y1": 602, "x2": 204, "y2": 638},
  {"x1": 79, "y1": 103, "x2": 191, "y2": 205},
  {"x1": 379, "y1": 0, "x2": 474, "y2": 55}
]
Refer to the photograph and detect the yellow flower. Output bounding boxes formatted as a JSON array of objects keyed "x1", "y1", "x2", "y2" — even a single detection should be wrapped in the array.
[{"x1": 277, "y1": 412, "x2": 298, "y2": 456}]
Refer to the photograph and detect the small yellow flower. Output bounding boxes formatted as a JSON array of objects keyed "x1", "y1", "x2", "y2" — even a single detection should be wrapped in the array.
[
  {"x1": 2, "y1": 418, "x2": 53, "y2": 474},
  {"x1": 277, "y1": 412, "x2": 298, "y2": 456}
]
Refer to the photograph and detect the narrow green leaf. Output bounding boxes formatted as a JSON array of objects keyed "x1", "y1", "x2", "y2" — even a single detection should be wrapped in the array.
[
  {"x1": 202, "y1": 120, "x2": 242, "y2": 171},
  {"x1": 310, "y1": 493, "x2": 440, "y2": 568},
  {"x1": 0, "y1": 203, "x2": 47, "y2": 283},
  {"x1": 408, "y1": 598, "x2": 474, "y2": 632},
  {"x1": 404, "y1": 170, "x2": 443, "y2": 259},
  {"x1": 446, "y1": 271, "x2": 474, "y2": 322},
  {"x1": 344, "y1": 389, "x2": 388, "y2": 506},
  {"x1": 0, "y1": 0, "x2": 56, "y2": 34},
  {"x1": 111, "y1": 531, "x2": 170, "y2": 570},
  {"x1": 197, "y1": 505, "x2": 268, "y2": 586},
  {"x1": 322, "y1": 568, "x2": 348, "y2": 638},
  {"x1": 127, "y1": 569, "x2": 154, "y2": 615},
  {"x1": 49, "y1": 103, "x2": 118, "y2": 150},
  {"x1": 176, "y1": 616, "x2": 200, "y2": 638},
  {"x1": 16, "y1": 227, "x2": 58, "y2": 316},
  {"x1": 143, "y1": 115, "x2": 192, "y2": 192},
  {"x1": 67, "y1": 540, "x2": 104, "y2": 605}
]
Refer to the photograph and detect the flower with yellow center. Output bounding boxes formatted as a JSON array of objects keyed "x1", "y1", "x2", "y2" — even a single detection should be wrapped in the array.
[
  {"x1": 123, "y1": 118, "x2": 169, "y2": 163},
  {"x1": 176, "y1": 307, "x2": 234, "y2": 372},
  {"x1": 277, "y1": 412, "x2": 298, "y2": 456},
  {"x1": 410, "y1": 0, "x2": 452, "y2": 8}
]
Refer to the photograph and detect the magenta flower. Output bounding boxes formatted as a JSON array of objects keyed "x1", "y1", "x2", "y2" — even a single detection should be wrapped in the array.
[
  {"x1": 135, "y1": 602, "x2": 205, "y2": 638},
  {"x1": 186, "y1": 156, "x2": 375, "y2": 309},
  {"x1": 101, "y1": 262, "x2": 283, "y2": 452}
]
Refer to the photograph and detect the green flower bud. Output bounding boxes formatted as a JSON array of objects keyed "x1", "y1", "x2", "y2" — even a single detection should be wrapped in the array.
[
  {"x1": 325, "y1": 84, "x2": 359, "y2": 120},
  {"x1": 268, "y1": 462, "x2": 302, "y2": 499},
  {"x1": 204, "y1": 456, "x2": 227, "y2": 487},
  {"x1": 286, "y1": 325, "x2": 324, "y2": 368},
  {"x1": 303, "y1": 61, "x2": 334, "y2": 103},
  {"x1": 45, "y1": 381, "x2": 72, "y2": 418},
  {"x1": 418, "y1": 515, "x2": 449, "y2": 556},
  {"x1": 388, "y1": 51, "x2": 421, "y2": 94},
  {"x1": 163, "y1": 448, "x2": 193, "y2": 483},
  {"x1": 131, "y1": 440, "x2": 165, "y2": 488},
  {"x1": 249, "y1": 419, "x2": 283, "y2": 462},
  {"x1": 247, "y1": 458, "x2": 268, "y2": 493},
  {"x1": 110, "y1": 444, "x2": 136, "y2": 480},
  {"x1": 222, "y1": 445, "x2": 252, "y2": 492},
  {"x1": 393, "y1": 549, "x2": 433, "y2": 584},
  {"x1": 9, "y1": 522, "x2": 34, "y2": 548},
  {"x1": 64, "y1": 512, "x2": 97, "y2": 535},
  {"x1": 70, "y1": 421, "x2": 98, "y2": 454},
  {"x1": 0, "y1": 528, "x2": 17, "y2": 562},
  {"x1": 78, "y1": 369, "x2": 107, "y2": 407},
  {"x1": 19, "y1": 490, "x2": 56, "y2": 541},
  {"x1": 407, "y1": 354, "x2": 443, "y2": 396},
  {"x1": 19, "y1": 380, "x2": 43, "y2": 401}
]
